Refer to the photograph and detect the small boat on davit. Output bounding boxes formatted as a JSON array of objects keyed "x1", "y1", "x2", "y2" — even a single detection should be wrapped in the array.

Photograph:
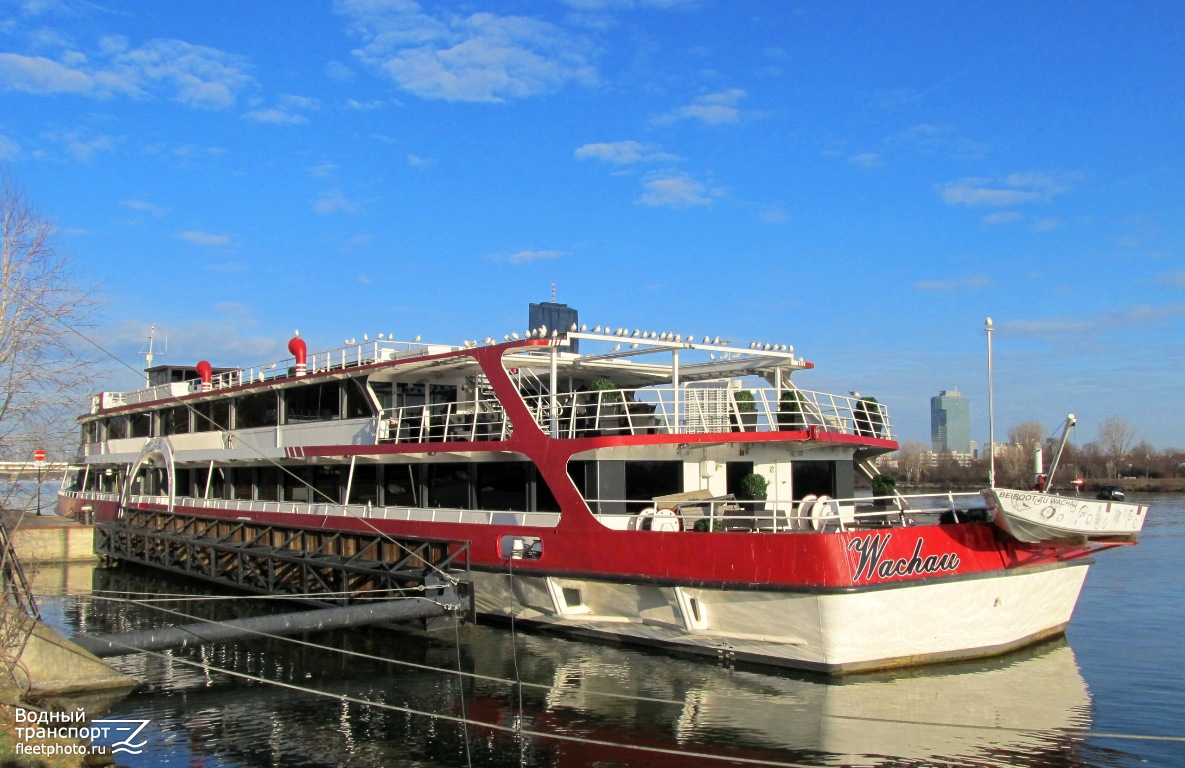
[{"x1": 58, "y1": 306, "x2": 1148, "y2": 674}]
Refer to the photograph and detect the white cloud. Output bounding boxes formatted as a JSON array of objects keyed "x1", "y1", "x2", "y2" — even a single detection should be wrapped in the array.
[
  {"x1": 939, "y1": 172, "x2": 1076, "y2": 207},
  {"x1": 307, "y1": 162, "x2": 339, "y2": 178},
  {"x1": 0, "y1": 38, "x2": 255, "y2": 108},
  {"x1": 313, "y1": 187, "x2": 361, "y2": 214},
  {"x1": 848, "y1": 152, "x2": 881, "y2": 169},
  {"x1": 639, "y1": 173, "x2": 717, "y2": 208},
  {"x1": 982, "y1": 211, "x2": 1023, "y2": 225},
  {"x1": 338, "y1": 2, "x2": 598, "y2": 102},
  {"x1": 1155, "y1": 270, "x2": 1185, "y2": 288},
  {"x1": 325, "y1": 60, "x2": 354, "y2": 81},
  {"x1": 43, "y1": 129, "x2": 114, "y2": 161},
  {"x1": 178, "y1": 230, "x2": 231, "y2": 246},
  {"x1": 407, "y1": 153, "x2": 434, "y2": 168},
  {"x1": 574, "y1": 140, "x2": 675, "y2": 165},
  {"x1": 652, "y1": 88, "x2": 746, "y2": 126},
  {"x1": 120, "y1": 199, "x2": 167, "y2": 217},
  {"x1": 0, "y1": 133, "x2": 19, "y2": 159},
  {"x1": 243, "y1": 107, "x2": 308, "y2": 124},
  {"x1": 914, "y1": 276, "x2": 992, "y2": 292},
  {"x1": 489, "y1": 249, "x2": 565, "y2": 264}
]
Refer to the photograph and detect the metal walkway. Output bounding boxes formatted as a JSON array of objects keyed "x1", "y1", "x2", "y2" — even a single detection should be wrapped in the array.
[{"x1": 95, "y1": 507, "x2": 472, "y2": 628}]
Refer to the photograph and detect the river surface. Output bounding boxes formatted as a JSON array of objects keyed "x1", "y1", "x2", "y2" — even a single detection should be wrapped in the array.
[{"x1": 29, "y1": 493, "x2": 1184, "y2": 767}]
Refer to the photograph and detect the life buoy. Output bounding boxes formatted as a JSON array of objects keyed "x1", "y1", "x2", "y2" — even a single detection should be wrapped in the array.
[
  {"x1": 634, "y1": 507, "x2": 657, "y2": 530},
  {"x1": 810, "y1": 495, "x2": 837, "y2": 531},
  {"x1": 651, "y1": 507, "x2": 681, "y2": 532},
  {"x1": 795, "y1": 495, "x2": 818, "y2": 531}
]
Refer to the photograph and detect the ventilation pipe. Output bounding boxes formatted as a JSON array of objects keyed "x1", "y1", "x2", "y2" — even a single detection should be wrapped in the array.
[
  {"x1": 288, "y1": 332, "x2": 307, "y2": 377},
  {"x1": 196, "y1": 360, "x2": 212, "y2": 392}
]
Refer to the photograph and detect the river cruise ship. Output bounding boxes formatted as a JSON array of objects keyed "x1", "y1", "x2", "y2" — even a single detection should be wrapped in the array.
[{"x1": 58, "y1": 312, "x2": 1148, "y2": 673}]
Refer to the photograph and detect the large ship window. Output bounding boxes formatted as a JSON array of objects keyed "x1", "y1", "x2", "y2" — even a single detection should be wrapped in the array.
[
  {"x1": 793, "y1": 461, "x2": 835, "y2": 499},
  {"x1": 161, "y1": 406, "x2": 190, "y2": 435},
  {"x1": 344, "y1": 377, "x2": 371, "y2": 418},
  {"x1": 129, "y1": 412, "x2": 151, "y2": 438},
  {"x1": 257, "y1": 466, "x2": 281, "y2": 501},
  {"x1": 625, "y1": 461, "x2": 681, "y2": 508},
  {"x1": 284, "y1": 381, "x2": 341, "y2": 423},
  {"x1": 193, "y1": 400, "x2": 230, "y2": 432},
  {"x1": 230, "y1": 468, "x2": 252, "y2": 500},
  {"x1": 384, "y1": 465, "x2": 419, "y2": 507},
  {"x1": 474, "y1": 463, "x2": 529, "y2": 512},
  {"x1": 425, "y1": 463, "x2": 471, "y2": 509},
  {"x1": 311, "y1": 464, "x2": 342, "y2": 504},
  {"x1": 348, "y1": 464, "x2": 379, "y2": 505},
  {"x1": 237, "y1": 391, "x2": 278, "y2": 429},
  {"x1": 282, "y1": 466, "x2": 310, "y2": 502},
  {"x1": 106, "y1": 416, "x2": 127, "y2": 440}
]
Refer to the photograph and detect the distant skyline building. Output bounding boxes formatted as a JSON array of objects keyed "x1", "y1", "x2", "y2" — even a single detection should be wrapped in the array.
[{"x1": 931, "y1": 388, "x2": 972, "y2": 455}]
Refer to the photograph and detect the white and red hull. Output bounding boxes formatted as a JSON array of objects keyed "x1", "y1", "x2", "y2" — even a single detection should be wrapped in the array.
[{"x1": 61, "y1": 491, "x2": 1097, "y2": 673}]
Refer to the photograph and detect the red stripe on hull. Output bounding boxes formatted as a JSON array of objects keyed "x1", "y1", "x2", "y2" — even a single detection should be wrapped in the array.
[{"x1": 66, "y1": 494, "x2": 1088, "y2": 592}]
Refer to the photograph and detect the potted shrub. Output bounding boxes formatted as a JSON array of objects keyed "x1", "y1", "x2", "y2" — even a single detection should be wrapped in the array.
[
  {"x1": 732, "y1": 389, "x2": 758, "y2": 431},
  {"x1": 871, "y1": 473, "x2": 896, "y2": 508},
  {"x1": 693, "y1": 517, "x2": 724, "y2": 532},
  {"x1": 738, "y1": 472, "x2": 768, "y2": 500},
  {"x1": 778, "y1": 389, "x2": 807, "y2": 430},
  {"x1": 852, "y1": 395, "x2": 884, "y2": 437},
  {"x1": 588, "y1": 377, "x2": 623, "y2": 433}
]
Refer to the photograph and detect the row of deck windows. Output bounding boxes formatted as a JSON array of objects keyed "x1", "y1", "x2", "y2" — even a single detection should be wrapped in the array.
[
  {"x1": 83, "y1": 379, "x2": 373, "y2": 443},
  {"x1": 75, "y1": 459, "x2": 841, "y2": 513}
]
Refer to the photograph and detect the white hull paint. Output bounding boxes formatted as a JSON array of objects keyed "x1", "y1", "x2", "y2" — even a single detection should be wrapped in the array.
[{"x1": 473, "y1": 562, "x2": 1090, "y2": 673}]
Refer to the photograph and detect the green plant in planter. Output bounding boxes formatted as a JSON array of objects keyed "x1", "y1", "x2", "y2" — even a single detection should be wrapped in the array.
[
  {"x1": 778, "y1": 389, "x2": 807, "y2": 429},
  {"x1": 871, "y1": 473, "x2": 896, "y2": 499},
  {"x1": 738, "y1": 472, "x2": 769, "y2": 499},
  {"x1": 734, "y1": 390, "x2": 757, "y2": 412},
  {"x1": 589, "y1": 377, "x2": 619, "y2": 401},
  {"x1": 693, "y1": 517, "x2": 724, "y2": 532},
  {"x1": 852, "y1": 395, "x2": 884, "y2": 437}
]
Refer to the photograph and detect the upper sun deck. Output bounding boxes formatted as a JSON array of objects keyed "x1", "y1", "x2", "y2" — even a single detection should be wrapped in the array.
[{"x1": 85, "y1": 327, "x2": 894, "y2": 443}]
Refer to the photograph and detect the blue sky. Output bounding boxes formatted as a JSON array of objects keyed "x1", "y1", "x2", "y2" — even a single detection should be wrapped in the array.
[{"x1": 2, "y1": 0, "x2": 1182, "y2": 450}]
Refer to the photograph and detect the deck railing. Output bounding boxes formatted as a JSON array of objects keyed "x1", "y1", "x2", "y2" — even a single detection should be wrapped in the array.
[
  {"x1": 522, "y1": 386, "x2": 892, "y2": 440},
  {"x1": 587, "y1": 491, "x2": 985, "y2": 532},
  {"x1": 377, "y1": 399, "x2": 512, "y2": 443},
  {"x1": 101, "y1": 490, "x2": 983, "y2": 534}
]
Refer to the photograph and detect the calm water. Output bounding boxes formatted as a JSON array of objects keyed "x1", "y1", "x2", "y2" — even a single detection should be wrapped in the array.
[{"x1": 31, "y1": 493, "x2": 1184, "y2": 767}]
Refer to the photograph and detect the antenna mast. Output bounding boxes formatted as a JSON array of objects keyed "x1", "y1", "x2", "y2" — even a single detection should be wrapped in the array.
[{"x1": 141, "y1": 324, "x2": 167, "y2": 387}]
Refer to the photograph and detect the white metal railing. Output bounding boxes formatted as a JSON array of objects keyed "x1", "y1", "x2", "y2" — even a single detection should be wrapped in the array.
[
  {"x1": 586, "y1": 491, "x2": 986, "y2": 532},
  {"x1": 119, "y1": 494, "x2": 560, "y2": 527},
  {"x1": 105, "y1": 340, "x2": 448, "y2": 405},
  {"x1": 377, "y1": 399, "x2": 511, "y2": 443},
  {"x1": 70, "y1": 489, "x2": 984, "y2": 533},
  {"x1": 522, "y1": 386, "x2": 893, "y2": 440}
]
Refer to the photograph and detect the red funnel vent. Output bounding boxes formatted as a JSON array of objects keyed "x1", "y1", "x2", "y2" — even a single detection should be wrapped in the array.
[{"x1": 288, "y1": 335, "x2": 307, "y2": 376}]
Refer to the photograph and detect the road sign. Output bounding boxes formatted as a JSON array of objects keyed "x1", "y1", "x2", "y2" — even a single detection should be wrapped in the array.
[{"x1": 33, "y1": 449, "x2": 46, "y2": 462}]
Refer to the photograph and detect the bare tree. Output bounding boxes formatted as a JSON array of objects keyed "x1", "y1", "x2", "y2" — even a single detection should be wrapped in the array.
[
  {"x1": 1007, "y1": 421, "x2": 1045, "y2": 452},
  {"x1": 896, "y1": 441, "x2": 929, "y2": 484},
  {"x1": 1097, "y1": 416, "x2": 1137, "y2": 478},
  {"x1": 0, "y1": 169, "x2": 98, "y2": 510}
]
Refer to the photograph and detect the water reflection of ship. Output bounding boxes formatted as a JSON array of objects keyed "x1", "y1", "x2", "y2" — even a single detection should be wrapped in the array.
[
  {"x1": 65, "y1": 564, "x2": 1094, "y2": 767},
  {"x1": 463, "y1": 630, "x2": 1094, "y2": 768}
]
